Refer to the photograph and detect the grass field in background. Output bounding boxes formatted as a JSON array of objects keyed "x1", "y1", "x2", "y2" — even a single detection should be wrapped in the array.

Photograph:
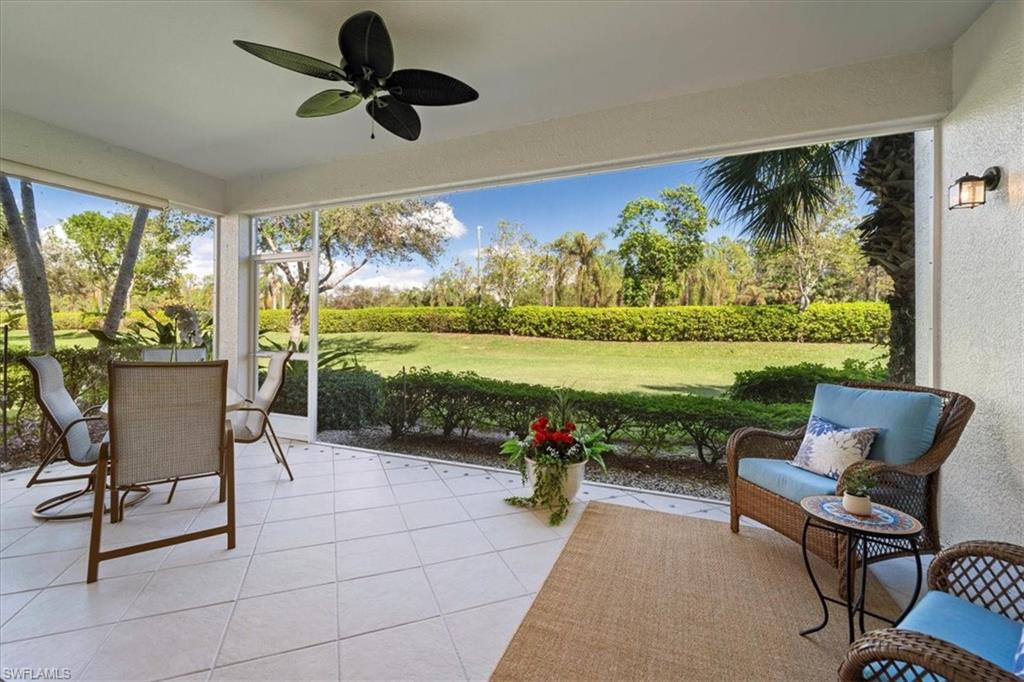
[
  {"x1": 7, "y1": 330, "x2": 96, "y2": 349},
  {"x1": 313, "y1": 332, "x2": 880, "y2": 395},
  {"x1": 8, "y1": 329, "x2": 881, "y2": 395}
]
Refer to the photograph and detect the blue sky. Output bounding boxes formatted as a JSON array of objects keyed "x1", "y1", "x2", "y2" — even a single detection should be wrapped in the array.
[{"x1": 7, "y1": 155, "x2": 866, "y2": 289}]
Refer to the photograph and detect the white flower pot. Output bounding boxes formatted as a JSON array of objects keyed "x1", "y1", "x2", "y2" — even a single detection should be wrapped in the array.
[
  {"x1": 525, "y1": 458, "x2": 585, "y2": 502},
  {"x1": 843, "y1": 492, "x2": 872, "y2": 516}
]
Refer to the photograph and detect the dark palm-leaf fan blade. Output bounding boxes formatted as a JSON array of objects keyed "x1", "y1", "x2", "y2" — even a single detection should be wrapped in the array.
[
  {"x1": 339, "y1": 11, "x2": 394, "y2": 79},
  {"x1": 366, "y1": 96, "x2": 420, "y2": 141},
  {"x1": 387, "y1": 69, "x2": 478, "y2": 106},
  {"x1": 234, "y1": 40, "x2": 344, "y2": 81},
  {"x1": 296, "y1": 90, "x2": 362, "y2": 118}
]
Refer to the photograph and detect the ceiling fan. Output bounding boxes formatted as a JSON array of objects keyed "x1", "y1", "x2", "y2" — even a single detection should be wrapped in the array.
[{"x1": 234, "y1": 10, "x2": 478, "y2": 141}]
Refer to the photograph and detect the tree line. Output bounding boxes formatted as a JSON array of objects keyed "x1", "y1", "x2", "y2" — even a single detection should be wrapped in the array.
[{"x1": 323, "y1": 184, "x2": 891, "y2": 312}]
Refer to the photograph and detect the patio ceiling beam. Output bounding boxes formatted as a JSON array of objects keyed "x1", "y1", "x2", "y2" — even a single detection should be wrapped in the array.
[
  {"x1": 0, "y1": 109, "x2": 226, "y2": 215},
  {"x1": 225, "y1": 48, "x2": 952, "y2": 214}
]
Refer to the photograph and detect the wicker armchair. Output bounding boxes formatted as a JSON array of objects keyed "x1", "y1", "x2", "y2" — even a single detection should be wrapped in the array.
[
  {"x1": 727, "y1": 382, "x2": 975, "y2": 586},
  {"x1": 839, "y1": 541, "x2": 1024, "y2": 681}
]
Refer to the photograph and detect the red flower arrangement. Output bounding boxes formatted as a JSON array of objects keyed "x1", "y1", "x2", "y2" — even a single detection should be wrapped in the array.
[
  {"x1": 530, "y1": 416, "x2": 578, "y2": 449},
  {"x1": 502, "y1": 413, "x2": 610, "y2": 525}
]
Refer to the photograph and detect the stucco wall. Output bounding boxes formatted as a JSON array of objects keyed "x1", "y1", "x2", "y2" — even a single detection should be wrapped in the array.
[{"x1": 937, "y1": 0, "x2": 1024, "y2": 545}]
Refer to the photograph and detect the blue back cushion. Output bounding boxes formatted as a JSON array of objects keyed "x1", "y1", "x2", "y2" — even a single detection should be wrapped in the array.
[{"x1": 810, "y1": 384, "x2": 942, "y2": 465}]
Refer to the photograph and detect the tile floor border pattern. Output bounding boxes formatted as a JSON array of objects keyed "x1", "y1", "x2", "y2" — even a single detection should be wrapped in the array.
[{"x1": 0, "y1": 439, "x2": 915, "y2": 681}]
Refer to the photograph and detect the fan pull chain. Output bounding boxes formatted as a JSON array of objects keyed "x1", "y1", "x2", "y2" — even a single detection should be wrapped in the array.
[{"x1": 370, "y1": 97, "x2": 376, "y2": 139}]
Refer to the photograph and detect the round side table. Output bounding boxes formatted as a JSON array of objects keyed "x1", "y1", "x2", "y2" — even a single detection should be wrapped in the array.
[{"x1": 799, "y1": 494, "x2": 924, "y2": 644}]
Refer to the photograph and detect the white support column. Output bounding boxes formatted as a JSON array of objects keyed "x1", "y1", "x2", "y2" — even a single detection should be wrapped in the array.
[
  {"x1": 913, "y1": 128, "x2": 939, "y2": 387},
  {"x1": 214, "y1": 213, "x2": 253, "y2": 395}
]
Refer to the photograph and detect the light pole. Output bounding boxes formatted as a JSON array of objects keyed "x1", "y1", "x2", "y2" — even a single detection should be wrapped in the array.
[{"x1": 475, "y1": 225, "x2": 483, "y2": 304}]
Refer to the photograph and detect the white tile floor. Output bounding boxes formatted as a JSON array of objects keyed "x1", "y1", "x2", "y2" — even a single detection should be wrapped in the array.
[{"x1": 0, "y1": 439, "x2": 921, "y2": 681}]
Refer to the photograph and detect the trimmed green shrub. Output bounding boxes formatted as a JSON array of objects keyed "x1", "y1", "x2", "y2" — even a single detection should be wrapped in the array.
[
  {"x1": 728, "y1": 358, "x2": 888, "y2": 404},
  {"x1": 3, "y1": 345, "x2": 145, "y2": 447},
  {"x1": 304, "y1": 365, "x2": 808, "y2": 466},
  {"x1": 256, "y1": 302, "x2": 890, "y2": 343},
  {"x1": 317, "y1": 368, "x2": 384, "y2": 431},
  {"x1": 259, "y1": 307, "x2": 469, "y2": 335}
]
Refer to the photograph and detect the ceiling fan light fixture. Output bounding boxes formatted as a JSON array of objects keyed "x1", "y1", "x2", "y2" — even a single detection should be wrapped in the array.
[{"x1": 234, "y1": 11, "x2": 477, "y2": 141}]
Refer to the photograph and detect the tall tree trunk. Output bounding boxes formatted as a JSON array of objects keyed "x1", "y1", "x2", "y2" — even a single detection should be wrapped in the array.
[
  {"x1": 101, "y1": 207, "x2": 149, "y2": 340},
  {"x1": 855, "y1": 134, "x2": 915, "y2": 383},
  {"x1": 0, "y1": 177, "x2": 54, "y2": 351}
]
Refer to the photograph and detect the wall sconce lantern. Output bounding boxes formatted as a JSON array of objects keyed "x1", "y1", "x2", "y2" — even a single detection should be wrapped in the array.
[{"x1": 948, "y1": 167, "x2": 1002, "y2": 210}]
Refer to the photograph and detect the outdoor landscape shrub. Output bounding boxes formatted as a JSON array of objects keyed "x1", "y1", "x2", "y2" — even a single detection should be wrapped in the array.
[
  {"x1": 306, "y1": 364, "x2": 809, "y2": 466},
  {"x1": 255, "y1": 302, "x2": 889, "y2": 344},
  {"x1": 315, "y1": 368, "x2": 384, "y2": 431},
  {"x1": 5, "y1": 346, "x2": 811, "y2": 470},
  {"x1": 3, "y1": 345, "x2": 143, "y2": 450},
  {"x1": 728, "y1": 358, "x2": 888, "y2": 404}
]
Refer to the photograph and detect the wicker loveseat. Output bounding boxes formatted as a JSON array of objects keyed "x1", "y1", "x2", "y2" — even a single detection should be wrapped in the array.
[
  {"x1": 839, "y1": 541, "x2": 1024, "y2": 681},
  {"x1": 727, "y1": 382, "x2": 975, "y2": 587}
]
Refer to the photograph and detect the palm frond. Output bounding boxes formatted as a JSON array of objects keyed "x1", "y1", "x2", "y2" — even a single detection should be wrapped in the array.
[{"x1": 701, "y1": 140, "x2": 865, "y2": 247}]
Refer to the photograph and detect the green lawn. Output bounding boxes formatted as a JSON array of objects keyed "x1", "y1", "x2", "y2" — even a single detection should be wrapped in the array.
[
  {"x1": 7, "y1": 330, "x2": 96, "y2": 349},
  {"x1": 9, "y1": 329, "x2": 881, "y2": 396},
  {"x1": 313, "y1": 332, "x2": 879, "y2": 396}
]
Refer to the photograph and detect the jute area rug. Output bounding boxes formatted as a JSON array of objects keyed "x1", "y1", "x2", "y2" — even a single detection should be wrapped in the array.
[{"x1": 492, "y1": 502, "x2": 899, "y2": 682}]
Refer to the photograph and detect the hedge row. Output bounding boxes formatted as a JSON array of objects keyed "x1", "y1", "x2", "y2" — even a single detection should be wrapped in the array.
[
  {"x1": 12, "y1": 310, "x2": 173, "y2": 332},
  {"x1": 3, "y1": 346, "x2": 146, "y2": 443},
  {"x1": 259, "y1": 302, "x2": 890, "y2": 343},
  {"x1": 278, "y1": 366, "x2": 811, "y2": 465},
  {"x1": 728, "y1": 359, "x2": 888, "y2": 404},
  {"x1": 17, "y1": 303, "x2": 889, "y2": 344},
  {"x1": 5, "y1": 345, "x2": 812, "y2": 468}
]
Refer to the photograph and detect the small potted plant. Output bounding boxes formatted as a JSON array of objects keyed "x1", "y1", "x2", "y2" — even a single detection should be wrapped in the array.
[
  {"x1": 501, "y1": 415, "x2": 610, "y2": 525},
  {"x1": 842, "y1": 467, "x2": 878, "y2": 516}
]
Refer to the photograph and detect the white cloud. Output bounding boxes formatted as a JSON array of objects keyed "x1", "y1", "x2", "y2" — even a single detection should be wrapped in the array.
[
  {"x1": 408, "y1": 200, "x2": 466, "y2": 239},
  {"x1": 186, "y1": 236, "x2": 215, "y2": 278},
  {"x1": 342, "y1": 265, "x2": 430, "y2": 290}
]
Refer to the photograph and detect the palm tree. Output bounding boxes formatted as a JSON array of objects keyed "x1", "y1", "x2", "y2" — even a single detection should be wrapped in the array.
[
  {"x1": 702, "y1": 133, "x2": 915, "y2": 382},
  {"x1": 565, "y1": 232, "x2": 605, "y2": 306}
]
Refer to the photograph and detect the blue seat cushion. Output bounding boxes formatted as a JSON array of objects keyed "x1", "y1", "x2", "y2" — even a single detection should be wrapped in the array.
[
  {"x1": 896, "y1": 591, "x2": 1023, "y2": 673},
  {"x1": 737, "y1": 458, "x2": 836, "y2": 503},
  {"x1": 810, "y1": 384, "x2": 943, "y2": 465}
]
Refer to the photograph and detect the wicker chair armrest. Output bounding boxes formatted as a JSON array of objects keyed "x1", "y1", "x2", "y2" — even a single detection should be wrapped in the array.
[
  {"x1": 927, "y1": 541, "x2": 1024, "y2": 621},
  {"x1": 839, "y1": 628, "x2": 1017, "y2": 681},
  {"x1": 726, "y1": 426, "x2": 805, "y2": 478}
]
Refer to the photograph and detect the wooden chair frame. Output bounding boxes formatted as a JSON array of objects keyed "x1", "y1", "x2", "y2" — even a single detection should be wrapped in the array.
[{"x1": 88, "y1": 361, "x2": 236, "y2": 583}]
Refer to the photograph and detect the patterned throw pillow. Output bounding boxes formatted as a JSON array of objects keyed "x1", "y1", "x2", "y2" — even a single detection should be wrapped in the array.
[{"x1": 790, "y1": 416, "x2": 879, "y2": 479}]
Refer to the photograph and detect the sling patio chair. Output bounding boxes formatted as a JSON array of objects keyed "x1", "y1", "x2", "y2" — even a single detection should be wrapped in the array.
[
  {"x1": 21, "y1": 355, "x2": 148, "y2": 519},
  {"x1": 232, "y1": 350, "x2": 294, "y2": 481},
  {"x1": 728, "y1": 381, "x2": 975, "y2": 591},
  {"x1": 88, "y1": 360, "x2": 235, "y2": 582}
]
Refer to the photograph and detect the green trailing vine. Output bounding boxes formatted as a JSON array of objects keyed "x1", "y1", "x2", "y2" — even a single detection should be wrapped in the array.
[{"x1": 505, "y1": 451, "x2": 573, "y2": 525}]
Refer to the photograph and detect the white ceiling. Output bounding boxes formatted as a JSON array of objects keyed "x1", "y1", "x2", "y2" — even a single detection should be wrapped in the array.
[{"x1": 0, "y1": 0, "x2": 988, "y2": 180}]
